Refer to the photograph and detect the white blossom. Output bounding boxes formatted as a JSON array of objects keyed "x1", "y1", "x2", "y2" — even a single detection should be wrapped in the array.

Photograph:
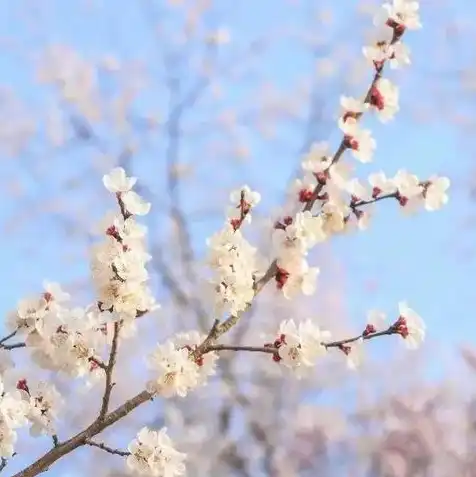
[
  {"x1": 301, "y1": 142, "x2": 332, "y2": 173},
  {"x1": 103, "y1": 167, "x2": 137, "y2": 193},
  {"x1": 0, "y1": 424, "x2": 17, "y2": 458},
  {"x1": 340, "y1": 96, "x2": 368, "y2": 117},
  {"x1": 344, "y1": 338, "x2": 365, "y2": 370},
  {"x1": 274, "y1": 319, "x2": 330, "y2": 378},
  {"x1": 273, "y1": 211, "x2": 327, "y2": 257},
  {"x1": 19, "y1": 381, "x2": 63, "y2": 436},
  {"x1": 393, "y1": 170, "x2": 421, "y2": 197},
  {"x1": 147, "y1": 341, "x2": 200, "y2": 398},
  {"x1": 397, "y1": 301, "x2": 426, "y2": 349},
  {"x1": 43, "y1": 281, "x2": 70, "y2": 303},
  {"x1": 368, "y1": 171, "x2": 398, "y2": 196},
  {"x1": 377, "y1": 0, "x2": 422, "y2": 31},
  {"x1": 370, "y1": 78, "x2": 400, "y2": 122},
  {"x1": 229, "y1": 185, "x2": 261, "y2": 209},
  {"x1": 424, "y1": 176, "x2": 450, "y2": 211},
  {"x1": 127, "y1": 427, "x2": 186, "y2": 476},
  {"x1": 172, "y1": 331, "x2": 218, "y2": 385},
  {"x1": 0, "y1": 390, "x2": 29, "y2": 429},
  {"x1": 346, "y1": 178, "x2": 371, "y2": 202},
  {"x1": 281, "y1": 259, "x2": 320, "y2": 300},
  {"x1": 366, "y1": 310, "x2": 387, "y2": 331},
  {"x1": 122, "y1": 190, "x2": 151, "y2": 216},
  {"x1": 339, "y1": 118, "x2": 376, "y2": 163},
  {"x1": 388, "y1": 41, "x2": 411, "y2": 68}
]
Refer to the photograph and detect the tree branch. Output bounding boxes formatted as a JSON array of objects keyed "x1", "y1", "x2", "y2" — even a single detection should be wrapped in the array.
[
  {"x1": 85, "y1": 440, "x2": 130, "y2": 457},
  {"x1": 12, "y1": 390, "x2": 153, "y2": 477},
  {"x1": 98, "y1": 321, "x2": 121, "y2": 421},
  {"x1": 0, "y1": 341, "x2": 26, "y2": 350},
  {"x1": 0, "y1": 330, "x2": 17, "y2": 345},
  {"x1": 205, "y1": 327, "x2": 399, "y2": 355}
]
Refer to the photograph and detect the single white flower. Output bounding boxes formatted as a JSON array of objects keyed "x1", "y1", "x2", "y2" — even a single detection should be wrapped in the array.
[
  {"x1": 281, "y1": 260, "x2": 320, "y2": 299},
  {"x1": 369, "y1": 78, "x2": 399, "y2": 122},
  {"x1": 339, "y1": 118, "x2": 376, "y2": 163},
  {"x1": 0, "y1": 424, "x2": 17, "y2": 458},
  {"x1": 127, "y1": 427, "x2": 186, "y2": 477},
  {"x1": 374, "y1": 0, "x2": 422, "y2": 31},
  {"x1": 397, "y1": 301, "x2": 426, "y2": 349},
  {"x1": 389, "y1": 41, "x2": 411, "y2": 68},
  {"x1": 103, "y1": 167, "x2": 137, "y2": 193},
  {"x1": 43, "y1": 281, "x2": 70, "y2": 303},
  {"x1": 344, "y1": 338, "x2": 365, "y2": 370},
  {"x1": 340, "y1": 96, "x2": 368, "y2": 117},
  {"x1": 122, "y1": 190, "x2": 151, "y2": 216},
  {"x1": 275, "y1": 319, "x2": 329, "y2": 377},
  {"x1": 424, "y1": 176, "x2": 450, "y2": 211},
  {"x1": 301, "y1": 141, "x2": 332, "y2": 173},
  {"x1": 146, "y1": 341, "x2": 200, "y2": 398},
  {"x1": 368, "y1": 171, "x2": 397, "y2": 196},
  {"x1": 366, "y1": 310, "x2": 387, "y2": 332},
  {"x1": 229, "y1": 185, "x2": 261, "y2": 208}
]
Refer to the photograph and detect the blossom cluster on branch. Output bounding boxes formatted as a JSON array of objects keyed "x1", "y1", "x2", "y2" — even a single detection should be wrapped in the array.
[{"x1": 0, "y1": 2, "x2": 450, "y2": 476}]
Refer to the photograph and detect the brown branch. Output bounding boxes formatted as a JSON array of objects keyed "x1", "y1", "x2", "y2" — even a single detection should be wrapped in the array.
[
  {"x1": 324, "y1": 328, "x2": 398, "y2": 348},
  {"x1": 205, "y1": 327, "x2": 399, "y2": 356},
  {"x1": 85, "y1": 440, "x2": 130, "y2": 457},
  {"x1": 1, "y1": 341, "x2": 26, "y2": 350},
  {"x1": 98, "y1": 321, "x2": 121, "y2": 421},
  {"x1": 13, "y1": 326, "x2": 398, "y2": 477},
  {"x1": 0, "y1": 328, "x2": 25, "y2": 351},
  {"x1": 0, "y1": 329, "x2": 17, "y2": 345},
  {"x1": 12, "y1": 390, "x2": 153, "y2": 477},
  {"x1": 207, "y1": 345, "x2": 276, "y2": 354},
  {"x1": 89, "y1": 357, "x2": 108, "y2": 371},
  {"x1": 351, "y1": 192, "x2": 398, "y2": 209}
]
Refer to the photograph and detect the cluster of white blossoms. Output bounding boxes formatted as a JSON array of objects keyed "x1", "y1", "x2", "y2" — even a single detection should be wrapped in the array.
[
  {"x1": 206, "y1": 186, "x2": 261, "y2": 316},
  {"x1": 269, "y1": 0, "x2": 448, "y2": 301},
  {"x1": 146, "y1": 331, "x2": 218, "y2": 398},
  {"x1": 272, "y1": 211, "x2": 323, "y2": 299},
  {"x1": 0, "y1": 374, "x2": 63, "y2": 457},
  {"x1": 269, "y1": 301, "x2": 426, "y2": 374},
  {"x1": 16, "y1": 379, "x2": 64, "y2": 437},
  {"x1": 7, "y1": 282, "x2": 106, "y2": 377},
  {"x1": 127, "y1": 427, "x2": 186, "y2": 477},
  {"x1": 91, "y1": 167, "x2": 158, "y2": 325}
]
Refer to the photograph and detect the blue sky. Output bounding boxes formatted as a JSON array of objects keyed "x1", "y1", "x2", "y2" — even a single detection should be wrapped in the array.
[{"x1": 0, "y1": 0, "x2": 474, "y2": 473}]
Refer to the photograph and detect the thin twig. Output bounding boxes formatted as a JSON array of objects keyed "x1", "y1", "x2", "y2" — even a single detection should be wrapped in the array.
[
  {"x1": 89, "y1": 357, "x2": 108, "y2": 371},
  {"x1": 207, "y1": 345, "x2": 276, "y2": 354},
  {"x1": 206, "y1": 328, "x2": 399, "y2": 355},
  {"x1": 85, "y1": 440, "x2": 130, "y2": 457},
  {"x1": 98, "y1": 322, "x2": 121, "y2": 421},
  {"x1": 324, "y1": 328, "x2": 398, "y2": 348},
  {"x1": 0, "y1": 329, "x2": 17, "y2": 345},
  {"x1": 1, "y1": 342, "x2": 26, "y2": 350}
]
